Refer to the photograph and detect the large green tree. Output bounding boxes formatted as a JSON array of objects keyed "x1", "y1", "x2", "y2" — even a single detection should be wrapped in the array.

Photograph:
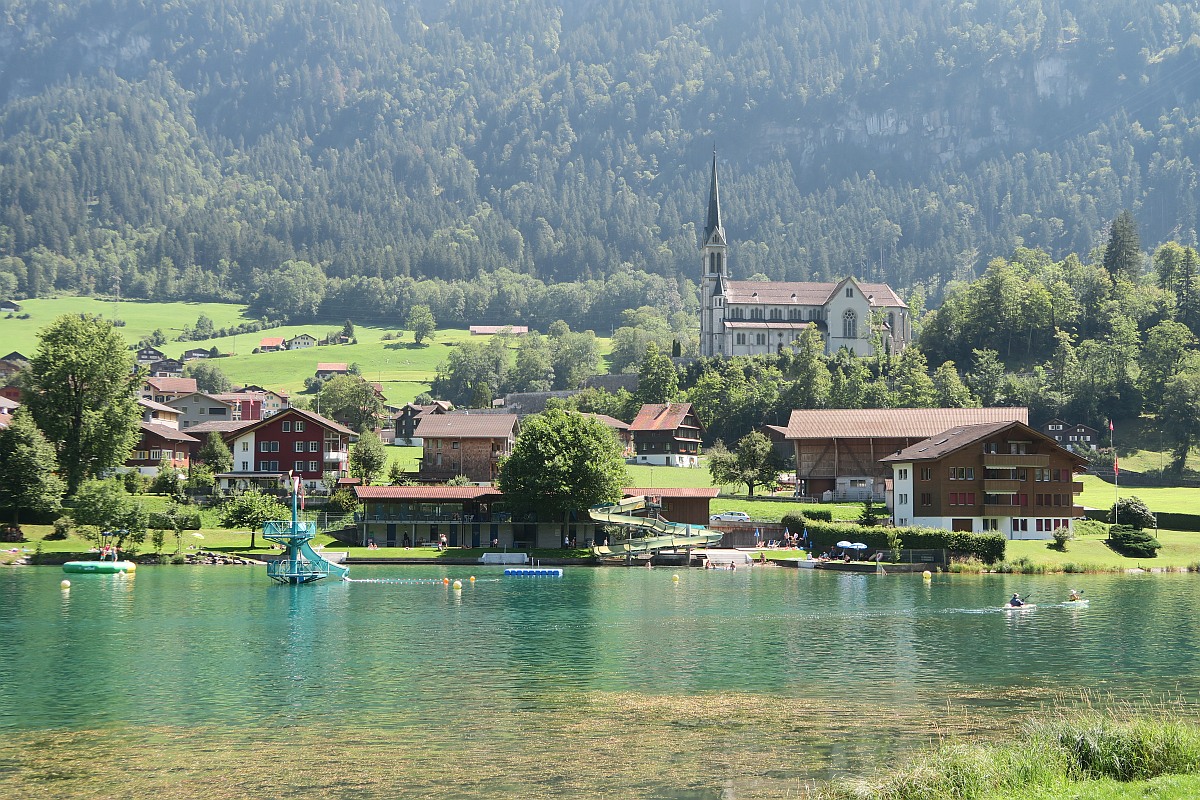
[
  {"x1": 636, "y1": 341, "x2": 679, "y2": 404},
  {"x1": 349, "y1": 430, "x2": 386, "y2": 484},
  {"x1": 72, "y1": 478, "x2": 149, "y2": 550},
  {"x1": 408, "y1": 304, "x2": 436, "y2": 345},
  {"x1": 184, "y1": 361, "x2": 231, "y2": 393},
  {"x1": 22, "y1": 314, "x2": 141, "y2": 494},
  {"x1": 0, "y1": 408, "x2": 66, "y2": 528},
  {"x1": 218, "y1": 490, "x2": 290, "y2": 549},
  {"x1": 706, "y1": 431, "x2": 781, "y2": 497},
  {"x1": 497, "y1": 408, "x2": 627, "y2": 522},
  {"x1": 196, "y1": 431, "x2": 233, "y2": 473},
  {"x1": 1103, "y1": 210, "x2": 1142, "y2": 282},
  {"x1": 316, "y1": 375, "x2": 384, "y2": 433}
]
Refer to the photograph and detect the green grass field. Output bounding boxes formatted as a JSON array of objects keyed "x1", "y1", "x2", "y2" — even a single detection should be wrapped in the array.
[
  {"x1": 1078, "y1": 474, "x2": 1200, "y2": 514},
  {"x1": 1005, "y1": 527, "x2": 1200, "y2": 571},
  {"x1": 3, "y1": 296, "x2": 615, "y2": 405}
]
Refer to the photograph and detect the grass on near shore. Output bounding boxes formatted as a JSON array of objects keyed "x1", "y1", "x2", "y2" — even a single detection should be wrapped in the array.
[
  {"x1": 1078, "y1": 474, "x2": 1200, "y2": 514},
  {"x1": 814, "y1": 709, "x2": 1200, "y2": 800}
]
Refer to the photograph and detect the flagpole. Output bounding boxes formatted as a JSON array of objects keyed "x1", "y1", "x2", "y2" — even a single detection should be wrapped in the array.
[{"x1": 1111, "y1": 419, "x2": 1118, "y2": 525}]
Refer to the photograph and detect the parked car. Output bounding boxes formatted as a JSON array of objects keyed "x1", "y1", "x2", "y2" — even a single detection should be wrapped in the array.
[{"x1": 710, "y1": 511, "x2": 751, "y2": 522}]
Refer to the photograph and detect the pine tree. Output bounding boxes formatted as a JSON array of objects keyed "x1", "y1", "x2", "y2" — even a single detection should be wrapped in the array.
[{"x1": 1103, "y1": 210, "x2": 1142, "y2": 282}]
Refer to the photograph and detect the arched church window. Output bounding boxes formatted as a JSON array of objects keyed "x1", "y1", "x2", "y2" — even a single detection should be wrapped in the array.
[
  {"x1": 843, "y1": 309, "x2": 857, "y2": 339},
  {"x1": 751, "y1": 307, "x2": 764, "y2": 320}
]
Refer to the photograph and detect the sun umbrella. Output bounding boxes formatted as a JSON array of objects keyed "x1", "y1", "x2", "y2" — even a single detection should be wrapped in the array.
[
  {"x1": 191, "y1": 533, "x2": 204, "y2": 539},
  {"x1": 836, "y1": 540, "x2": 852, "y2": 548},
  {"x1": 850, "y1": 542, "x2": 868, "y2": 550}
]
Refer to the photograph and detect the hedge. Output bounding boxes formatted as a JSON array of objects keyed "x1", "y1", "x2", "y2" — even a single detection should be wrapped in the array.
[
  {"x1": 148, "y1": 509, "x2": 202, "y2": 530},
  {"x1": 782, "y1": 514, "x2": 1007, "y2": 564}
]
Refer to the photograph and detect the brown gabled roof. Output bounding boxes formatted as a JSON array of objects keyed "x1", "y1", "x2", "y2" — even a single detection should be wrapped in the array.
[
  {"x1": 316, "y1": 362, "x2": 348, "y2": 372},
  {"x1": 355, "y1": 486, "x2": 503, "y2": 501},
  {"x1": 724, "y1": 279, "x2": 907, "y2": 308},
  {"x1": 228, "y1": 407, "x2": 355, "y2": 438},
  {"x1": 140, "y1": 422, "x2": 199, "y2": 443},
  {"x1": 581, "y1": 412, "x2": 630, "y2": 431},
  {"x1": 630, "y1": 403, "x2": 699, "y2": 432},
  {"x1": 138, "y1": 398, "x2": 178, "y2": 415},
  {"x1": 145, "y1": 377, "x2": 198, "y2": 394},
  {"x1": 187, "y1": 420, "x2": 254, "y2": 435},
  {"x1": 881, "y1": 421, "x2": 1089, "y2": 465},
  {"x1": 414, "y1": 413, "x2": 518, "y2": 439},
  {"x1": 622, "y1": 487, "x2": 720, "y2": 498},
  {"x1": 784, "y1": 407, "x2": 1028, "y2": 439}
]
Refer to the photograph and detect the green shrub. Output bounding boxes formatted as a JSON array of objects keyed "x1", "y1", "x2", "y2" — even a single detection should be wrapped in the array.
[
  {"x1": 1108, "y1": 524, "x2": 1162, "y2": 558},
  {"x1": 1108, "y1": 497, "x2": 1156, "y2": 530},
  {"x1": 800, "y1": 509, "x2": 833, "y2": 522},
  {"x1": 1052, "y1": 526, "x2": 1072, "y2": 551},
  {"x1": 781, "y1": 515, "x2": 1006, "y2": 563},
  {"x1": 995, "y1": 556, "x2": 1046, "y2": 574},
  {"x1": 148, "y1": 509, "x2": 202, "y2": 530},
  {"x1": 46, "y1": 517, "x2": 72, "y2": 540}
]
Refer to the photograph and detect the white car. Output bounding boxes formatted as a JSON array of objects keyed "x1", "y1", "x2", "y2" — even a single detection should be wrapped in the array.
[{"x1": 710, "y1": 511, "x2": 751, "y2": 523}]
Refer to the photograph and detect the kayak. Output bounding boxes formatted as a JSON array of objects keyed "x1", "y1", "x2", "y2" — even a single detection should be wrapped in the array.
[
  {"x1": 1001, "y1": 604, "x2": 1036, "y2": 611},
  {"x1": 1064, "y1": 599, "x2": 1090, "y2": 607}
]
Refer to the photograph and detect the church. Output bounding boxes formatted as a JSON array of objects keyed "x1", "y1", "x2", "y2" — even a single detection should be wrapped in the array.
[{"x1": 698, "y1": 153, "x2": 912, "y2": 359}]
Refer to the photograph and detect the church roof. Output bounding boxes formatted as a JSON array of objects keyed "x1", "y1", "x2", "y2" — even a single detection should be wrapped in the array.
[
  {"x1": 704, "y1": 151, "x2": 724, "y2": 245},
  {"x1": 722, "y1": 320, "x2": 815, "y2": 330},
  {"x1": 725, "y1": 280, "x2": 906, "y2": 307}
]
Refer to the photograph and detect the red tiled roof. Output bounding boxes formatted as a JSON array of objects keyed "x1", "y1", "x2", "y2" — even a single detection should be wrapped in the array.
[
  {"x1": 140, "y1": 422, "x2": 199, "y2": 443},
  {"x1": 145, "y1": 377, "x2": 198, "y2": 394},
  {"x1": 355, "y1": 486, "x2": 503, "y2": 501},
  {"x1": 316, "y1": 362, "x2": 348, "y2": 372},
  {"x1": 259, "y1": 337, "x2": 285, "y2": 347},
  {"x1": 414, "y1": 413, "x2": 518, "y2": 439},
  {"x1": 222, "y1": 407, "x2": 355, "y2": 438},
  {"x1": 784, "y1": 407, "x2": 1028, "y2": 439},
  {"x1": 629, "y1": 403, "x2": 698, "y2": 432},
  {"x1": 622, "y1": 487, "x2": 720, "y2": 498},
  {"x1": 725, "y1": 279, "x2": 906, "y2": 307}
]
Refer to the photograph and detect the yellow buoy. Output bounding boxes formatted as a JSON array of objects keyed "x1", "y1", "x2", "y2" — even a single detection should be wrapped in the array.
[
  {"x1": 60, "y1": 579, "x2": 71, "y2": 589},
  {"x1": 469, "y1": 576, "x2": 476, "y2": 582},
  {"x1": 672, "y1": 574, "x2": 680, "y2": 582},
  {"x1": 452, "y1": 580, "x2": 462, "y2": 589},
  {"x1": 922, "y1": 570, "x2": 932, "y2": 580}
]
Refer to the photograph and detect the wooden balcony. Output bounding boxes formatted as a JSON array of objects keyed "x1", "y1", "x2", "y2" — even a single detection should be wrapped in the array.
[
  {"x1": 983, "y1": 503, "x2": 1022, "y2": 516},
  {"x1": 982, "y1": 479, "x2": 1021, "y2": 493},
  {"x1": 982, "y1": 453, "x2": 1049, "y2": 468},
  {"x1": 1069, "y1": 481, "x2": 1084, "y2": 493}
]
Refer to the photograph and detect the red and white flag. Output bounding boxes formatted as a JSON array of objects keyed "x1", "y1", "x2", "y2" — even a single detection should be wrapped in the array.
[{"x1": 1108, "y1": 420, "x2": 1118, "y2": 477}]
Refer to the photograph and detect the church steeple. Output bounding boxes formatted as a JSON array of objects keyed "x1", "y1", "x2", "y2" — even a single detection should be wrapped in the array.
[{"x1": 704, "y1": 149, "x2": 724, "y2": 245}]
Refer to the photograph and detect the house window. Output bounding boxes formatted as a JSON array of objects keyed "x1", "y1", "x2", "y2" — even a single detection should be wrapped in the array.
[
  {"x1": 920, "y1": 468, "x2": 932, "y2": 481},
  {"x1": 898, "y1": 493, "x2": 908, "y2": 505},
  {"x1": 261, "y1": 441, "x2": 270, "y2": 452},
  {"x1": 452, "y1": 441, "x2": 459, "y2": 449},
  {"x1": 736, "y1": 333, "x2": 746, "y2": 345},
  {"x1": 241, "y1": 461, "x2": 249, "y2": 471},
  {"x1": 897, "y1": 468, "x2": 908, "y2": 480},
  {"x1": 750, "y1": 307, "x2": 764, "y2": 320},
  {"x1": 295, "y1": 421, "x2": 305, "y2": 432},
  {"x1": 199, "y1": 408, "x2": 206, "y2": 415},
  {"x1": 295, "y1": 461, "x2": 305, "y2": 471},
  {"x1": 309, "y1": 461, "x2": 318, "y2": 472},
  {"x1": 843, "y1": 309, "x2": 857, "y2": 339},
  {"x1": 920, "y1": 493, "x2": 932, "y2": 506},
  {"x1": 282, "y1": 421, "x2": 292, "y2": 432},
  {"x1": 309, "y1": 441, "x2": 320, "y2": 452},
  {"x1": 756, "y1": 333, "x2": 766, "y2": 345},
  {"x1": 242, "y1": 442, "x2": 249, "y2": 452}
]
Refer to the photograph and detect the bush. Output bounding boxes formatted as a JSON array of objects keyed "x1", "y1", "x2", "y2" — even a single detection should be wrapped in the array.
[
  {"x1": 1052, "y1": 526, "x2": 1073, "y2": 551},
  {"x1": 800, "y1": 509, "x2": 833, "y2": 522},
  {"x1": 781, "y1": 514, "x2": 1006, "y2": 563},
  {"x1": 328, "y1": 488, "x2": 359, "y2": 513},
  {"x1": 123, "y1": 470, "x2": 147, "y2": 494},
  {"x1": 1108, "y1": 496, "x2": 1156, "y2": 530},
  {"x1": 1108, "y1": 524, "x2": 1162, "y2": 558},
  {"x1": 148, "y1": 508, "x2": 202, "y2": 530},
  {"x1": 47, "y1": 517, "x2": 73, "y2": 540}
]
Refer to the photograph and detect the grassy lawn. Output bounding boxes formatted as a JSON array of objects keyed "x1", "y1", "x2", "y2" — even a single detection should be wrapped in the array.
[
  {"x1": 384, "y1": 444, "x2": 423, "y2": 474},
  {"x1": 1078, "y1": 474, "x2": 1200, "y2": 514},
  {"x1": 1004, "y1": 527, "x2": 1200, "y2": 571}
]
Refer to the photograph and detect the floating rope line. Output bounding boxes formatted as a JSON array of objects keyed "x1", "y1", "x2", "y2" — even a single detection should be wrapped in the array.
[{"x1": 343, "y1": 577, "x2": 499, "y2": 585}]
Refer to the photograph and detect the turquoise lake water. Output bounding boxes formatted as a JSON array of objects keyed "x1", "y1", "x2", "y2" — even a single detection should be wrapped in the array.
[{"x1": 3, "y1": 564, "x2": 1199, "y2": 798}]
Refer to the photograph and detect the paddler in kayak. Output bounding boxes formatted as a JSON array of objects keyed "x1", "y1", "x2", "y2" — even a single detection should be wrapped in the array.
[
  {"x1": 1067, "y1": 589, "x2": 1082, "y2": 602},
  {"x1": 1009, "y1": 593, "x2": 1025, "y2": 607}
]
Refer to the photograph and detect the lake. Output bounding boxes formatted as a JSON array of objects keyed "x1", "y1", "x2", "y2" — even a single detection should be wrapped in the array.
[{"x1": 3, "y1": 564, "x2": 1198, "y2": 799}]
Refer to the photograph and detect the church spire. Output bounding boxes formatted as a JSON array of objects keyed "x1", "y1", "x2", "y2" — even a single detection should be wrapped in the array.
[{"x1": 704, "y1": 149, "x2": 723, "y2": 244}]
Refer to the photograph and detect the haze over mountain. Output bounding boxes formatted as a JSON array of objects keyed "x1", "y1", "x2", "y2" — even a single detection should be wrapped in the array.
[{"x1": 1, "y1": 0, "x2": 1198, "y2": 325}]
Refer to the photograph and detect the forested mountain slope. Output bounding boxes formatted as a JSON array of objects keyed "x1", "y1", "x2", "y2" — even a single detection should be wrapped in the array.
[{"x1": 1, "y1": 0, "x2": 1198, "y2": 325}]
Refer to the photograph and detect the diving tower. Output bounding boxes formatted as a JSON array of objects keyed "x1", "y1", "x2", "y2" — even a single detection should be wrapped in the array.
[{"x1": 263, "y1": 478, "x2": 349, "y2": 584}]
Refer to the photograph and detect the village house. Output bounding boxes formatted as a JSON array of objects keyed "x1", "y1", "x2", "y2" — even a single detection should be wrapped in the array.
[
  {"x1": 0, "y1": 300, "x2": 21, "y2": 313},
  {"x1": 414, "y1": 413, "x2": 518, "y2": 483},
  {"x1": 629, "y1": 403, "x2": 704, "y2": 467},
  {"x1": 394, "y1": 400, "x2": 454, "y2": 444},
  {"x1": 883, "y1": 420, "x2": 1088, "y2": 539},
  {"x1": 181, "y1": 347, "x2": 213, "y2": 361},
  {"x1": 238, "y1": 385, "x2": 289, "y2": 416},
  {"x1": 258, "y1": 336, "x2": 286, "y2": 352},
  {"x1": 147, "y1": 358, "x2": 184, "y2": 378},
  {"x1": 785, "y1": 407, "x2": 1029, "y2": 501},
  {"x1": 0, "y1": 395, "x2": 20, "y2": 416},
  {"x1": 353, "y1": 485, "x2": 719, "y2": 548},
  {"x1": 578, "y1": 412, "x2": 633, "y2": 456},
  {"x1": 134, "y1": 345, "x2": 166, "y2": 365},
  {"x1": 315, "y1": 362, "x2": 349, "y2": 380},
  {"x1": 167, "y1": 391, "x2": 263, "y2": 429},
  {"x1": 1042, "y1": 419, "x2": 1101, "y2": 450},
  {"x1": 288, "y1": 333, "x2": 318, "y2": 349},
  {"x1": 126, "y1": 399, "x2": 198, "y2": 476},
  {"x1": 141, "y1": 376, "x2": 198, "y2": 405},
  {"x1": 216, "y1": 407, "x2": 355, "y2": 492}
]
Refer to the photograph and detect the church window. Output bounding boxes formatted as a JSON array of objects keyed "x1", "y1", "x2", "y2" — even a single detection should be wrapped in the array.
[
  {"x1": 736, "y1": 333, "x2": 746, "y2": 345},
  {"x1": 843, "y1": 309, "x2": 857, "y2": 339},
  {"x1": 750, "y1": 307, "x2": 764, "y2": 320},
  {"x1": 756, "y1": 333, "x2": 766, "y2": 345},
  {"x1": 888, "y1": 311, "x2": 895, "y2": 329},
  {"x1": 846, "y1": 287, "x2": 854, "y2": 298},
  {"x1": 769, "y1": 308, "x2": 782, "y2": 320}
]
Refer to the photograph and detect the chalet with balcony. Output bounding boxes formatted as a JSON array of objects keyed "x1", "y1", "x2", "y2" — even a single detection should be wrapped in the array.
[
  {"x1": 181, "y1": 348, "x2": 213, "y2": 361},
  {"x1": 785, "y1": 407, "x2": 1029, "y2": 501},
  {"x1": 168, "y1": 391, "x2": 238, "y2": 430},
  {"x1": 134, "y1": 345, "x2": 166, "y2": 365},
  {"x1": 216, "y1": 408, "x2": 356, "y2": 492},
  {"x1": 394, "y1": 401, "x2": 454, "y2": 444},
  {"x1": 288, "y1": 333, "x2": 317, "y2": 350},
  {"x1": 414, "y1": 413, "x2": 518, "y2": 483},
  {"x1": 147, "y1": 358, "x2": 184, "y2": 378},
  {"x1": 1042, "y1": 419, "x2": 1101, "y2": 450},
  {"x1": 882, "y1": 420, "x2": 1088, "y2": 539},
  {"x1": 353, "y1": 485, "x2": 719, "y2": 548},
  {"x1": 629, "y1": 403, "x2": 704, "y2": 467}
]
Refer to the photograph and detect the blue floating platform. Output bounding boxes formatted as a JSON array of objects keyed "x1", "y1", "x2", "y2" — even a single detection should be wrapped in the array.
[{"x1": 504, "y1": 568, "x2": 563, "y2": 577}]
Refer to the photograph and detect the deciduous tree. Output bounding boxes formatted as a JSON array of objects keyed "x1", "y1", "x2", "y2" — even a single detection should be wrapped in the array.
[
  {"x1": 22, "y1": 314, "x2": 141, "y2": 494},
  {"x1": 349, "y1": 430, "x2": 386, "y2": 484},
  {"x1": 0, "y1": 408, "x2": 66, "y2": 529},
  {"x1": 218, "y1": 491, "x2": 290, "y2": 549}
]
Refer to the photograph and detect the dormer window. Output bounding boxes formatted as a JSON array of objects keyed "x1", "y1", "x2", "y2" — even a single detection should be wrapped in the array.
[{"x1": 846, "y1": 287, "x2": 854, "y2": 298}]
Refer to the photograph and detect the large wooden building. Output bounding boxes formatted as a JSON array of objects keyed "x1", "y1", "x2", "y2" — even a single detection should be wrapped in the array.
[
  {"x1": 784, "y1": 407, "x2": 1029, "y2": 501},
  {"x1": 882, "y1": 420, "x2": 1088, "y2": 538},
  {"x1": 629, "y1": 403, "x2": 704, "y2": 467},
  {"x1": 414, "y1": 413, "x2": 519, "y2": 483}
]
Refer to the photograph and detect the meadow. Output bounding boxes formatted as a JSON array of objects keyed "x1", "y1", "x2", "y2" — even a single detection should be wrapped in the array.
[{"x1": 2, "y1": 296, "x2": 613, "y2": 404}]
